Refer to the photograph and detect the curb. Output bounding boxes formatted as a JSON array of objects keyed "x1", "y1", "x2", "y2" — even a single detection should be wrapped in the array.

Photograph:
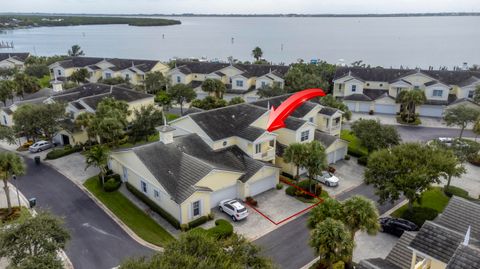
[
  {"x1": 380, "y1": 199, "x2": 408, "y2": 218},
  {"x1": 42, "y1": 161, "x2": 164, "y2": 252},
  {"x1": 300, "y1": 257, "x2": 319, "y2": 269}
]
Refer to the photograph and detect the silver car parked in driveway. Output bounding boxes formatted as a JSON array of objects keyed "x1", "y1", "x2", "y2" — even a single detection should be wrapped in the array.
[
  {"x1": 219, "y1": 199, "x2": 249, "y2": 221},
  {"x1": 29, "y1": 140, "x2": 52, "y2": 153},
  {"x1": 315, "y1": 171, "x2": 340, "y2": 187}
]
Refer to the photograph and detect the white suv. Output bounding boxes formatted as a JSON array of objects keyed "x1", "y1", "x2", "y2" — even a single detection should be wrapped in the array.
[{"x1": 218, "y1": 199, "x2": 248, "y2": 221}]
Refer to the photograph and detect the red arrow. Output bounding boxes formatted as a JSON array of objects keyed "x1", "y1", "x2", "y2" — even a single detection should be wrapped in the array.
[{"x1": 266, "y1": 88, "x2": 326, "y2": 132}]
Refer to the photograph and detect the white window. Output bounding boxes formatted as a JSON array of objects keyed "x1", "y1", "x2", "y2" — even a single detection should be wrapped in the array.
[
  {"x1": 309, "y1": 117, "x2": 314, "y2": 123},
  {"x1": 338, "y1": 84, "x2": 343, "y2": 90},
  {"x1": 396, "y1": 87, "x2": 402, "y2": 95},
  {"x1": 236, "y1": 80, "x2": 244, "y2": 87},
  {"x1": 261, "y1": 81, "x2": 267, "y2": 88},
  {"x1": 192, "y1": 200, "x2": 201, "y2": 217},
  {"x1": 414, "y1": 85, "x2": 420, "y2": 90},
  {"x1": 154, "y1": 189, "x2": 160, "y2": 199},
  {"x1": 105, "y1": 72, "x2": 112, "y2": 79},
  {"x1": 176, "y1": 76, "x2": 181, "y2": 83},
  {"x1": 125, "y1": 74, "x2": 130, "y2": 80},
  {"x1": 141, "y1": 181, "x2": 147, "y2": 193},
  {"x1": 300, "y1": 130, "x2": 310, "y2": 142},
  {"x1": 468, "y1": 90, "x2": 474, "y2": 98},
  {"x1": 2, "y1": 115, "x2": 7, "y2": 125},
  {"x1": 255, "y1": 143, "x2": 261, "y2": 154},
  {"x1": 351, "y1": 85, "x2": 356, "y2": 92},
  {"x1": 432, "y1": 89, "x2": 443, "y2": 97},
  {"x1": 122, "y1": 166, "x2": 128, "y2": 180},
  {"x1": 57, "y1": 69, "x2": 61, "y2": 76}
]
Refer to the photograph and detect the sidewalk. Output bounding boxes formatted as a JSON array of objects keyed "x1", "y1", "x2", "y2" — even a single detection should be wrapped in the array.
[{"x1": 350, "y1": 112, "x2": 473, "y2": 129}]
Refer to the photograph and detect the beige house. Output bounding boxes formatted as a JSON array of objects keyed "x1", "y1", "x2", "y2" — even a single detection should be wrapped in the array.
[
  {"x1": 168, "y1": 61, "x2": 289, "y2": 103},
  {"x1": 333, "y1": 67, "x2": 480, "y2": 117},
  {"x1": 358, "y1": 196, "x2": 480, "y2": 269},
  {"x1": 49, "y1": 57, "x2": 169, "y2": 86},
  {"x1": 0, "y1": 53, "x2": 29, "y2": 71}
]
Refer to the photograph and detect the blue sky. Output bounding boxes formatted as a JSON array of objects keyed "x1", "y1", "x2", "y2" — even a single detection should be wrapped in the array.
[{"x1": 2, "y1": 0, "x2": 478, "y2": 14}]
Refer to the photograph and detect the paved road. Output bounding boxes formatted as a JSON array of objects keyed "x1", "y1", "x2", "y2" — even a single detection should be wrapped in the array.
[
  {"x1": 254, "y1": 183, "x2": 400, "y2": 269},
  {"x1": 394, "y1": 125, "x2": 475, "y2": 142},
  {"x1": 16, "y1": 158, "x2": 152, "y2": 269}
]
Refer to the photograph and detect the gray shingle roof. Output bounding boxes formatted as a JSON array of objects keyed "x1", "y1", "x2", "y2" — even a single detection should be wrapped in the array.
[
  {"x1": 55, "y1": 57, "x2": 160, "y2": 72},
  {"x1": 80, "y1": 87, "x2": 152, "y2": 110},
  {"x1": 319, "y1": 107, "x2": 340, "y2": 116},
  {"x1": 188, "y1": 103, "x2": 267, "y2": 141},
  {"x1": 358, "y1": 258, "x2": 402, "y2": 269},
  {"x1": 409, "y1": 221, "x2": 477, "y2": 263},
  {"x1": 130, "y1": 134, "x2": 271, "y2": 203},
  {"x1": 385, "y1": 231, "x2": 419, "y2": 269},
  {"x1": 434, "y1": 196, "x2": 480, "y2": 240},
  {"x1": 446, "y1": 244, "x2": 480, "y2": 269},
  {"x1": 314, "y1": 130, "x2": 338, "y2": 148},
  {"x1": 364, "y1": 89, "x2": 391, "y2": 100},
  {"x1": 343, "y1": 93, "x2": 372, "y2": 102},
  {"x1": 250, "y1": 94, "x2": 318, "y2": 118},
  {"x1": 182, "y1": 107, "x2": 204, "y2": 116},
  {"x1": 0, "y1": 53, "x2": 30, "y2": 62},
  {"x1": 175, "y1": 61, "x2": 289, "y2": 78}
]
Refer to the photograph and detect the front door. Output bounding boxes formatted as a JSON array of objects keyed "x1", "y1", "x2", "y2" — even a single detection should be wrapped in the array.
[{"x1": 62, "y1": 134, "x2": 70, "y2": 145}]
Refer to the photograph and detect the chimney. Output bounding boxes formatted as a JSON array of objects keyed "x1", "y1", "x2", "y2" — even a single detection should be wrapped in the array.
[{"x1": 156, "y1": 115, "x2": 175, "y2": 144}]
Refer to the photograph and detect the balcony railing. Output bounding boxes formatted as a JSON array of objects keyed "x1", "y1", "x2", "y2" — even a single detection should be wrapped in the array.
[{"x1": 253, "y1": 146, "x2": 275, "y2": 160}]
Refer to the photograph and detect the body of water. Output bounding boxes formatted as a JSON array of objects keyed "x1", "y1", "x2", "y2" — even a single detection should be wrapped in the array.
[{"x1": 1, "y1": 16, "x2": 479, "y2": 68}]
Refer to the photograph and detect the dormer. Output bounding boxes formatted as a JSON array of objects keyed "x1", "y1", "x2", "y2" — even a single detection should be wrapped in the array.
[{"x1": 157, "y1": 125, "x2": 175, "y2": 144}]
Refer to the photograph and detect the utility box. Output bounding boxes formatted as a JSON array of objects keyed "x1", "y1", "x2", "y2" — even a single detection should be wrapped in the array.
[{"x1": 29, "y1": 198, "x2": 36, "y2": 208}]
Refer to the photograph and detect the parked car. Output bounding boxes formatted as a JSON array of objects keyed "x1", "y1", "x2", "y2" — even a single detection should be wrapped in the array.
[
  {"x1": 379, "y1": 217, "x2": 418, "y2": 237},
  {"x1": 218, "y1": 199, "x2": 248, "y2": 221},
  {"x1": 28, "y1": 140, "x2": 52, "y2": 153},
  {"x1": 315, "y1": 171, "x2": 340, "y2": 187},
  {"x1": 437, "y1": 137, "x2": 454, "y2": 146}
]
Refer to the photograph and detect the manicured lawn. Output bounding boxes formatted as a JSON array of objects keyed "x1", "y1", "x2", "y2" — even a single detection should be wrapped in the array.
[
  {"x1": 391, "y1": 187, "x2": 450, "y2": 218},
  {"x1": 117, "y1": 133, "x2": 159, "y2": 149},
  {"x1": 38, "y1": 75, "x2": 51, "y2": 88},
  {"x1": 166, "y1": 113, "x2": 180, "y2": 121},
  {"x1": 83, "y1": 176, "x2": 174, "y2": 246},
  {"x1": 340, "y1": 130, "x2": 368, "y2": 157}
]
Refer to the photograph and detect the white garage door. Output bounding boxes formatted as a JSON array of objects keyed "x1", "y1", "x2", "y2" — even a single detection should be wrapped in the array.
[
  {"x1": 334, "y1": 146, "x2": 347, "y2": 162},
  {"x1": 418, "y1": 105, "x2": 444, "y2": 117},
  {"x1": 210, "y1": 185, "x2": 237, "y2": 208},
  {"x1": 249, "y1": 175, "x2": 277, "y2": 197},
  {"x1": 327, "y1": 151, "x2": 335, "y2": 164},
  {"x1": 358, "y1": 102, "x2": 371, "y2": 112},
  {"x1": 345, "y1": 101, "x2": 356, "y2": 111},
  {"x1": 375, "y1": 104, "x2": 397, "y2": 114}
]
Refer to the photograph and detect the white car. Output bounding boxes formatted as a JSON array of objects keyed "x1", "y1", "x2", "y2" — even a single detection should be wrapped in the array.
[
  {"x1": 315, "y1": 171, "x2": 340, "y2": 187},
  {"x1": 218, "y1": 199, "x2": 248, "y2": 221},
  {"x1": 28, "y1": 140, "x2": 52, "y2": 153},
  {"x1": 438, "y1": 137, "x2": 454, "y2": 146}
]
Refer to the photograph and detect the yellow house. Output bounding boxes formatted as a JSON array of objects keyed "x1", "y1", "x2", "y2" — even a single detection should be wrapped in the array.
[
  {"x1": 0, "y1": 53, "x2": 29, "y2": 70},
  {"x1": 358, "y1": 196, "x2": 480, "y2": 269},
  {"x1": 49, "y1": 57, "x2": 169, "y2": 86},
  {"x1": 109, "y1": 127, "x2": 279, "y2": 225}
]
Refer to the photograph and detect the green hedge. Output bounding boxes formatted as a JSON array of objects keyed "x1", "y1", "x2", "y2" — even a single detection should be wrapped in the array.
[
  {"x1": 285, "y1": 186, "x2": 296, "y2": 196},
  {"x1": 444, "y1": 186, "x2": 470, "y2": 199},
  {"x1": 46, "y1": 145, "x2": 82, "y2": 159},
  {"x1": 188, "y1": 216, "x2": 208, "y2": 229},
  {"x1": 208, "y1": 219, "x2": 233, "y2": 239},
  {"x1": 357, "y1": 156, "x2": 368, "y2": 166},
  {"x1": 400, "y1": 206, "x2": 438, "y2": 227},
  {"x1": 126, "y1": 182, "x2": 180, "y2": 229}
]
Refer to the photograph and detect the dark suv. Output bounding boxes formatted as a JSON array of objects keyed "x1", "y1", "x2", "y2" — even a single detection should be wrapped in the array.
[{"x1": 379, "y1": 217, "x2": 418, "y2": 237}]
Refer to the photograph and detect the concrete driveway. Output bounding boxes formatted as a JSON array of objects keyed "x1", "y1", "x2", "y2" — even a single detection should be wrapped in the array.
[
  {"x1": 353, "y1": 231, "x2": 398, "y2": 262},
  {"x1": 325, "y1": 158, "x2": 365, "y2": 197},
  {"x1": 436, "y1": 162, "x2": 480, "y2": 198},
  {"x1": 203, "y1": 188, "x2": 311, "y2": 240}
]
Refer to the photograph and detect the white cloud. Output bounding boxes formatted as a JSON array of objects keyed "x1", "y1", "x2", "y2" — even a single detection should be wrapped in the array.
[{"x1": 1, "y1": 0, "x2": 478, "y2": 14}]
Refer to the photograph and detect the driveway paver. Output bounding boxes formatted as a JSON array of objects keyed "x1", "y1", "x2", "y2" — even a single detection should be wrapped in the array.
[
  {"x1": 203, "y1": 188, "x2": 311, "y2": 240},
  {"x1": 353, "y1": 231, "x2": 398, "y2": 262},
  {"x1": 46, "y1": 152, "x2": 99, "y2": 184},
  {"x1": 326, "y1": 158, "x2": 365, "y2": 197}
]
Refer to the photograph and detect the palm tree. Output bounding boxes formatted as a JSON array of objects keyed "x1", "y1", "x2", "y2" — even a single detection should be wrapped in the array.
[
  {"x1": 283, "y1": 143, "x2": 307, "y2": 181},
  {"x1": 310, "y1": 218, "x2": 353, "y2": 269},
  {"x1": 252, "y1": 46, "x2": 263, "y2": 61},
  {"x1": 396, "y1": 90, "x2": 426, "y2": 123},
  {"x1": 75, "y1": 112, "x2": 95, "y2": 145},
  {"x1": 201, "y1": 79, "x2": 225, "y2": 99},
  {"x1": 308, "y1": 198, "x2": 343, "y2": 229},
  {"x1": 302, "y1": 141, "x2": 328, "y2": 193},
  {"x1": 0, "y1": 152, "x2": 26, "y2": 215},
  {"x1": 342, "y1": 195, "x2": 380, "y2": 267},
  {"x1": 85, "y1": 145, "x2": 110, "y2": 188},
  {"x1": 68, "y1": 45, "x2": 85, "y2": 57}
]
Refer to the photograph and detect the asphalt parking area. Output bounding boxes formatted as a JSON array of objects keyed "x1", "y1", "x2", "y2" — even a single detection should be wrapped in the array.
[
  {"x1": 325, "y1": 158, "x2": 365, "y2": 197},
  {"x1": 203, "y1": 188, "x2": 311, "y2": 240}
]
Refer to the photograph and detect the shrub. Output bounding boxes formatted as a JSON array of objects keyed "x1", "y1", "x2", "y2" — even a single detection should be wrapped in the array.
[
  {"x1": 276, "y1": 183, "x2": 283, "y2": 190},
  {"x1": 46, "y1": 145, "x2": 81, "y2": 160},
  {"x1": 400, "y1": 207, "x2": 438, "y2": 227},
  {"x1": 188, "y1": 216, "x2": 208, "y2": 229},
  {"x1": 246, "y1": 196, "x2": 258, "y2": 207},
  {"x1": 444, "y1": 186, "x2": 470, "y2": 199},
  {"x1": 348, "y1": 147, "x2": 367, "y2": 158},
  {"x1": 328, "y1": 166, "x2": 336, "y2": 173},
  {"x1": 285, "y1": 186, "x2": 297, "y2": 196},
  {"x1": 180, "y1": 224, "x2": 189, "y2": 232},
  {"x1": 369, "y1": 110, "x2": 374, "y2": 115},
  {"x1": 357, "y1": 155, "x2": 368, "y2": 166},
  {"x1": 207, "y1": 212, "x2": 215, "y2": 220},
  {"x1": 208, "y1": 219, "x2": 233, "y2": 239},
  {"x1": 105, "y1": 173, "x2": 121, "y2": 182},
  {"x1": 104, "y1": 178, "x2": 122, "y2": 192},
  {"x1": 344, "y1": 155, "x2": 351, "y2": 160},
  {"x1": 126, "y1": 182, "x2": 180, "y2": 229}
]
